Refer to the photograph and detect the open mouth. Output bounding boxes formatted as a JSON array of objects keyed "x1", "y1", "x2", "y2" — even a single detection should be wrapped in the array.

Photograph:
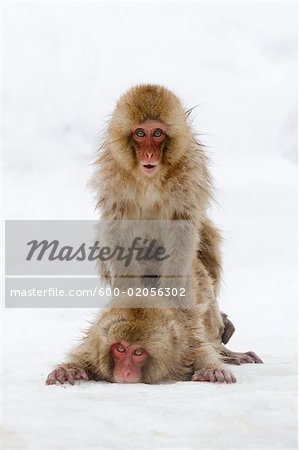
[{"x1": 141, "y1": 163, "x2": 158, "y2": 174}]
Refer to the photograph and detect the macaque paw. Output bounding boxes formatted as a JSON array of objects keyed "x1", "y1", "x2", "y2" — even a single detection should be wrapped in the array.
[
  {"x1": 223, "y1": 351, "x2": 263, "y2": 365},
  {"x1": 192, "y1": 368, "x2": 236, "y2": 384},
  {"x1": 46, "y1": 367, "x2": 89, "y2": 385}
]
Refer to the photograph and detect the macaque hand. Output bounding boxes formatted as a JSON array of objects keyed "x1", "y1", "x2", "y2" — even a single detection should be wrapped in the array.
[
  {"x1": 46, "y1": 366, "x2": 89, "y2": 385},
  {"x1": 192, "y1": 368, "x2": 236, "y2": 384}
]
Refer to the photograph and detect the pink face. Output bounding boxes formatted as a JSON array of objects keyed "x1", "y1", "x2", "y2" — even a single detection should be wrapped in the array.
[
  {"x1": 132, "y1": 120, "x2": 166, "y2": 176},
  {"x1": 111, "y1": 341, "x2": 149, "y2": 383}
]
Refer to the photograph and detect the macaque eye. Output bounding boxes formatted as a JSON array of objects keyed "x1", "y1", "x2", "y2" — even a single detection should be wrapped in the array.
[
  {"x1": 135, "y1": 129, "x2": 146, "y2": 138},
  {"x1": 153, "y1": 128, "x2": 163, "y2": 137},
  {"x1": 134, "y1": 348, "x2": 144, "y2": 356},
  {"x1": 116, "y1": 345, "x2": 125, "y2": 353}
]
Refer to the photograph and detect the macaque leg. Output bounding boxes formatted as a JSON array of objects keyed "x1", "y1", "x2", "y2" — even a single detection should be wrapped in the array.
[
  {"x1": 192, "y1": 343, "x2": 236, "y2": 384},
  {"x1": 197, "y1": 222, "x2": 260, "y2": 359},
  {"x1": 46, "y1": 363, "x2": 90, "y2": 385},
  {"x1": 201, "y1": 298, "x2": 236, "y2": 345},
  {"x1": 193, "y1": 260, "x2": 261, "y2": 368},
  {"x1": 203, "y1": 301, "x2": 263, "y2": 365},
  {"x1": 198, "y1": 219, "x2": 222, "y2": 297},
  {"x1": 197, "y1": 221, "x2": 236, "y2": 345},
  {"x1": 220, "y1": 345, "x2": 263, "y2": 365},
  {"x1": 193, "y1": 260, "x2": 225, "y2": 343}
]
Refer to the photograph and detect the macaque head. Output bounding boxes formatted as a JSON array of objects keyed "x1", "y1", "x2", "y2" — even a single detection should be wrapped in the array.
[
  {"x1": 107, "y1": 85, "x2": 192, "y2": 177},
  {"x1": 110, "y1": 341, "x2": 149, "y2": 383},
  {"x1": 99, "y1": 305, "x2": 193, "y2": 384}
]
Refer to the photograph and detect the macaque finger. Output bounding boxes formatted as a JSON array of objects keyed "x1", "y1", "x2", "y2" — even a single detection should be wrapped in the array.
[
  {"x1": 221, "y1": 370, "x2": 237, "y2": 384},
  {"x1": 214, "y1": 370, "x2": 225, "y2": 382},
  {"x1": 239, "y1": 354, "x2": 255, "y2": 364},
  {"x1": 55, "y1": 368, "x2": 68, "y2": 384},
  {"x1": 80, "y1": 370, "x2": 90, "y2": 381},
  {"x1": 45, "y1": 370, "x2": 58, "y2": 385},
  {"x1": 74, "y1": 370, "x2": 90, "y2": 381},
  {"x1": 222, "y1": 356, "x2": 241, "y2": 366},
  {"x1": 67, "y1": 369, "x2": 75, "y2": 385},
  {"x1": 245, "y1": 351, "x2": 263, "y2": 364}
]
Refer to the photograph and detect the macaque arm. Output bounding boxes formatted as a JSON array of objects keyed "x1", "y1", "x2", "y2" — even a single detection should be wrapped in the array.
[
  {"x1": 198, "y1": 219, "x2": 222, "y2": 297},
  {"x1": 46, "y1": 322, "x2": 105, "y2": 385}
]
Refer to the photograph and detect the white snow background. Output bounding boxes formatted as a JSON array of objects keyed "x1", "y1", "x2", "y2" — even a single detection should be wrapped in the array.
[{"x1": 2, "y1": 2, "x2": 297, "y2": 449}]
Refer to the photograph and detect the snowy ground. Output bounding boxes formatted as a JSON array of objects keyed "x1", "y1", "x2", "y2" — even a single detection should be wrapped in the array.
[{"x1": 2, "y1": 2, "x2": 297, "y2": 449}]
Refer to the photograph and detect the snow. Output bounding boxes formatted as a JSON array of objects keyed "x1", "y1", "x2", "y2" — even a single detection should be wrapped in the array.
[{"x1": 2, "y1": 2, "x2": 297, "y2": 449}]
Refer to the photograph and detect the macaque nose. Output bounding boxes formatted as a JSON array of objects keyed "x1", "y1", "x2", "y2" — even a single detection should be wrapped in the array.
[
  {"x1": 123, "y1": 368, "x2": 132, "y2": 378},
  {"x1": 145, "y1": 151, "x2": 154, "y2": 160}
]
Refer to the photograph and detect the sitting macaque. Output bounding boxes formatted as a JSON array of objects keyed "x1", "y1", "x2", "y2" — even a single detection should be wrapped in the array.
[{"x1": 46, "y1": 297, "x2": 237, "y2": 385}]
